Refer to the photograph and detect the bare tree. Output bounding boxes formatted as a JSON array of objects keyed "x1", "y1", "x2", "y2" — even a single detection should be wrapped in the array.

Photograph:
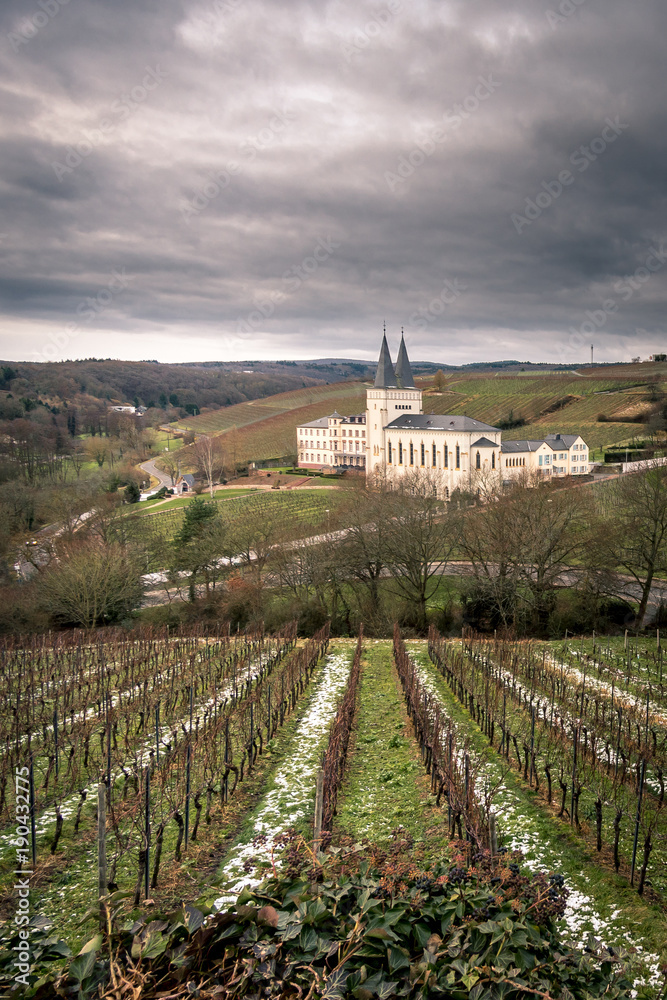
[
  {"x1": 229, "y1": 506, "x2": 279, "y2": 579},
  {"x1": 192, "y1": 435, "x2": 225, "y2": 496},
  {"x1": 605, "y1": 467, "x2": 667, "y2": 627},
  {"x1": 84, "y1": 436, "x2": 111, "y2": 468},
  {"x1": 382, "y1": 469, "x2": 460, "y2": 630},
  {"x1": 36, "y1": 539, "x2": 144, "y2": 627},
  {"x1": 338, "y1": 484, "x2": 390, "y2": 616},
  {"x1": 158, "y1": 452, "x2": 180, "y2": 486},
  {"x1": 460, "y1": 488, "x2": 521, "y2": 632},
  {"x1": 507, "y1": 480, "x2": 593, "y2": 633}
]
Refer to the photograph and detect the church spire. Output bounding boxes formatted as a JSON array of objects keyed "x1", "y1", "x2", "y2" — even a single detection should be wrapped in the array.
[
  {"x1": 374, "y1": 331, "x2": 397, "y2": 388},
  {"x1": 395, "y1": 329, "x2": 415, "y2": 388}
]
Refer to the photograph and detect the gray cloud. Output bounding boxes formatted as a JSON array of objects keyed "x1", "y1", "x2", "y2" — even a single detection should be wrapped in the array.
[{"x1": 0, "y1": 0, "x2": 665, "y2": 364}]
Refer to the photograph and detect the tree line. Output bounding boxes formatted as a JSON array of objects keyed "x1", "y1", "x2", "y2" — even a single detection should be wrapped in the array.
[{"x1": 3, "y1": 463, "x2": 664, "y2": 639}]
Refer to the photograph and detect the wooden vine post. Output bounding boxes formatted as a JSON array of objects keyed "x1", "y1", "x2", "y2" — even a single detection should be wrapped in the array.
[
  {"x1": 313, "y1": 768, "x2": 324, "y2": 849},
  {"x1": 97, "y1": 782, "x2": 107, "y2": 931}
]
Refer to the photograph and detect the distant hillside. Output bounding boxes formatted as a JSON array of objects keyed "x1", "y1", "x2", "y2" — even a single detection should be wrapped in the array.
[
  {"x1": 174, "y1": 362, "x2": 667, "y2": 464},
  {"x1": 0, "y1": 359, "x2": 332, "y2": 417},
  {"x1": 174, "y1": 381, "x2": 368, "y2": 465}
]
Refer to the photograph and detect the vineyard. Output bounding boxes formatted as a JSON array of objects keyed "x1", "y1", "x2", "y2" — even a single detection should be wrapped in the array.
[
  {"x1": 173, "y1": 382, "x2": 367, "y2": 436},
  {"x1": 1, "y1": 628, "x2": 666, "y2": 998},
  {"x1": 425, "y1": 375, "x2": 662, "y2": 452},
  {"x1": 172, "y1": 369, "x2": 664, "y2": 470},
  {"x1": 133, "y1": 489, "x2": 347, "y2": 547}
]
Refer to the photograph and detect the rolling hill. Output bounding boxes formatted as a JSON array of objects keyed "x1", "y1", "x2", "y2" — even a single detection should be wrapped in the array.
[{"x1": 172, "y1": 363, "x2": 666, "y2": 465}]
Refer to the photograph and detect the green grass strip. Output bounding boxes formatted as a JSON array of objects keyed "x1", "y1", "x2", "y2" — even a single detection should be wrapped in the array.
[
  {"x1": 334, "y1": 640, "x2": 448, "y2": 852},
  {"x1": 407, "y1": 640, "x2": 667, "y2": 997}
]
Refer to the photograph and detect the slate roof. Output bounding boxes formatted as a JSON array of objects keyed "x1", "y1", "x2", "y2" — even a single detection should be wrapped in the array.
[
  {"x1": 374, "y1": 333, "x2": 397, "y2": 388},
  {"x1": 181, "y1": 474, "x2": 195, "y2": 486},
  {"x1": 299, "y1": 416, "x2": 330, "y2": 428},
  {"x1": 544, "y1": 433, "x2": 580, "y2": 450},
  {"x1": 395, "y1": 333, "x2": 415, "y2": 388},
  {"x1": 471, "y1": 436, "x2": 498, "y2": 448},
  {"x1": 501, "y1": 440, "x2": 544, "y2": 453},
  {"x1": 385, "y1": 414, "x2": 499, "y2": 432},
  {"x1": 501, "y1": 434, "x2": 582, "y2": 453}
]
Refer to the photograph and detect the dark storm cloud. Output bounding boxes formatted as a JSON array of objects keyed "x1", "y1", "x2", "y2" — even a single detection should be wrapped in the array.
[{"x1": 0, "y1": 0, "x2": 665, "y2": 363}]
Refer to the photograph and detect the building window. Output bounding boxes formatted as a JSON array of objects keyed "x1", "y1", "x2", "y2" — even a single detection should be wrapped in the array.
[
  {"x1": 476, "y1": 451, "x2": 481, "y2": 470},
  {"x1": 420, "y1": 442, "x2": 425, "y2": 466},
  {"x1": 409, "y1": 443, "x2": 414, "y2": 466},
  {"x1": 399, "y1": 442, "x2": 403, "y2": 464},
  {"x1": 388, "y1": 442, "x2": 392, "y2": 463},
  {"x1": 492, "y1": 452, "x2": 495, "y2": 469},
  {"x1": 444, "y1": 444, "x2": 448, "y2": 468},
  {"x1": 456, "y1": 444, "x2": 460, "y2": 469},
  {"x1": 432, "y1": 443, "x2": 437, "y2": 467}
]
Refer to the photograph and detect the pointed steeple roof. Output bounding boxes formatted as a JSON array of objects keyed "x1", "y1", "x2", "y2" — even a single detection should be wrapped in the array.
[
  {"x1": 374, "y1": 330, "x2": 397, "y2": 388},
  {"x1": 395, "y1": 330, "x2": 415, "y2": 388}
]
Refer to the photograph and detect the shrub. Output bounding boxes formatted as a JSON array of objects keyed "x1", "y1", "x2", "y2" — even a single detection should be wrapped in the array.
[{"x1": 9, "y1": 835, "x2": 634, "y2": 999}]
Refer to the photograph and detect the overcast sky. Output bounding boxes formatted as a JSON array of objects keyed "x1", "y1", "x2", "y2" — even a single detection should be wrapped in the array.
[{"x1": 1, "y1": 0, "x2": 666, "y2": 366}]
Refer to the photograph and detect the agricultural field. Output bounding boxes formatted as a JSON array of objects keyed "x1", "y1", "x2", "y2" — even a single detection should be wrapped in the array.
[
  {"x1": 174, "y1": 366, "x2": 665, "y2": 468},
  {"x1": 134, "y1": 489, "x2": 347, "y2": 546},
  {"x1": 424, "y1": 373, "x2": 665, "y2": 453},
  {"x1": 1, "y1": 627, "x2": 666, "y2": 997},
  {"x1": 172, "y1": 381, "x2": 367, "y2": 436}
]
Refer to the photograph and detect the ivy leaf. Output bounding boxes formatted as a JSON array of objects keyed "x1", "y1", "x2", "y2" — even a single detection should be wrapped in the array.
[
  {"x1": 376, "y1": 980, "x2": 400, "y2": 998},
  {"x1": 183, "y1": 905, "x2": 205, "y2": 934},
  {"x1": 386, "y1": 945, "x2": 410, "y2": 974},
  {"x1": 299, "y1": 926, "x2": 318, "y2": 954},
  {"x1": 78, "y1": 934, "x2": 102, "y2": 955},
  {"x1": 142, "y1": 933, "x2": 168, "y2": 960},
  {"x1": 321, "y1": 967, "x2": 349, "y2": 999},
  {"x1": 68, "y1": 950, "x2": 96, "y2": 984}
]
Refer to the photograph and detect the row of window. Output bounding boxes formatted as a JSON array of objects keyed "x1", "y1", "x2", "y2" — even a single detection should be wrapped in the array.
[
  {"x1": 300, "y1": 453, "x2": 365, "y2": 466},
  {"x1": 539, "y1": 451, "x2": 587, "y2": 466},
  {"x1": 387, "y1": 441, "x2": 463, "y2": 469},
  {"x1": 299, "y1": 435, "x2": 365, "y2": 448},
  {"x1": 299, "y1": 428, "x2": 365, "y2": 440},
  {"x1": 505, "y1": 457, "x2": 526, "y2": 467}
]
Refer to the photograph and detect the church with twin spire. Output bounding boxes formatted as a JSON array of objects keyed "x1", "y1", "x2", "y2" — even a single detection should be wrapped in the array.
[{"x1": 296, "y1": 331, "x2": 502, "y2": 494}]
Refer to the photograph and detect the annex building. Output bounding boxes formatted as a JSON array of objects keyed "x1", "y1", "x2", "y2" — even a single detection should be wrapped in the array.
[{"x1": 296, "y1": 334, "x2": 589, "y2": 486}]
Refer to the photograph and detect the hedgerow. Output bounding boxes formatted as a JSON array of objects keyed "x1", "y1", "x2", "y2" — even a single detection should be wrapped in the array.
[{"x1": 3, "y1": 832, "x2": 635, "y2": 999}]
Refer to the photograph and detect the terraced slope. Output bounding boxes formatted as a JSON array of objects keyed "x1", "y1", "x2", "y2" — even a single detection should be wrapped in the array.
[{"x1": 172, "y1": 366, "x2": 665, "y2": 465}]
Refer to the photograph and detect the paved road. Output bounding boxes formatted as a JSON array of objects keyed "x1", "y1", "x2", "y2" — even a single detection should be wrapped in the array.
[
  {"x1": 139, "y1": 457, "x2": 174, "y2": 490},
  {"x1": 141, "y1": 540, "x2": 667, "y2": 616}
]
